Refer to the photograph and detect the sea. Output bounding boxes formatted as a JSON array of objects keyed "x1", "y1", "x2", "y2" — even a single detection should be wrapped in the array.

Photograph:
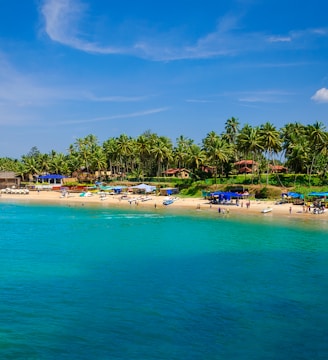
[{"x1": 0, "y1": 201, "x2": 328, "y2": 360}]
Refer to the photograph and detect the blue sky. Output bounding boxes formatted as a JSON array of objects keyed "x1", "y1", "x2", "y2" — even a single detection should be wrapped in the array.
[{"x1": 1, "y1": 0, "x2": 328, "y2": 158}]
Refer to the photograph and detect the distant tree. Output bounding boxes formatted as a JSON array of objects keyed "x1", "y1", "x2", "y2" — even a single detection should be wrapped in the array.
[{"x1": 26, "y1": 146, "x2": 41, "y2": 159}]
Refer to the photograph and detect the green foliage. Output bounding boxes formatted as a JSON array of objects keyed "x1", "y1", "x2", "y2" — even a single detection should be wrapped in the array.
[
  {"x1": 2, "y1": 120, "x2": 328, "y2": 190},
  {"x1": 179, "y1": 182, "x2": 207, "y2": 197},
  {"x1": 62, "y1": 181, "x2": 79, "y2": 186},
  {"x1": 253, "y1": 186, "x2": 281, "y2": 199}
]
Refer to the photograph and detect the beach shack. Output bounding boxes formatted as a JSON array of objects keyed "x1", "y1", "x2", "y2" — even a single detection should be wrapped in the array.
[
  {"x1": 159, "y1": 187, "x2": 179, "y2": 196},
  {"x1": 112, "y1": 185, "x2": 127, "y2": 194},
  {"x1": 0, "y1": 171, "x2": 21, "y2": 189},
  {"x1": 282, "y1": 192, "x2": 304, "y2": 205},
  {"x1": 307, "y1": 192, "x2": 328, "y2": 208},
  {"x1": 208, "y1": 191, "x2": 243, "y2": 204},
  {"x1": 131, "y1": 183, "x2": 156, "y2": 194},
  {"x1": 37, "y1": 174, "x2": 67, "y2": 190}
]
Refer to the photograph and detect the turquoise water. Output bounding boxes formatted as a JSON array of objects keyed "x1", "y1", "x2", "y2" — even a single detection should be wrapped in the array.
[{"x1": 1, "y1": 202, "x2": 328, "y2": 359}]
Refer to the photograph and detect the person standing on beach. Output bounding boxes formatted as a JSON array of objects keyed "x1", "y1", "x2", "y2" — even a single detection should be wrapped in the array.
[{"x1": 289, "y1": 206, "x2": 292, "y2": 214}]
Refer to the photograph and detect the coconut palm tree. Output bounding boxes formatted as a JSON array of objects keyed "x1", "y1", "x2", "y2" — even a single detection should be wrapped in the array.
[
  {"x1": 90, "y1": 147, "x2": 107, "y2": 180},
  {"x1": 49, "y1": 153, "x2": 68, "y2": 175},
  {"x1": 75, "y1": 134, "x2": 98, "y2": 173},
  {"x1": 152, "y1": 136, "x2": 173, "y2": 177},
  {"x1": 187, "y1": 144, "x2": 206, "y2": 173},
  {"x1": 21, "y1": 156, "x2": 40, "y2": 182},
  {"x1": 259, "y1": 122, "x2": 282, "y2": 185},
  {"x1": 237, "y1": 125, "x2": 264, "y2": 183},
  {"x1": 202, "y1": 132, "x2": 232, "y2": 184},
  {"x1": 38, "y1": 153, "x2": 51, "y2": 174},
  {"x1": 135, "y1": 134, "x2": 152, "y2": 179},
  {"x1": 174, "y1": 135, "x2": 193, "y2": 169},
  {"x1": 115, "y1": 134, "x2": 135, "y2": 178},
  {"x1": 306, "y1": 121, "x2": 328, "y2": 185},
  {"x1": 281, "y1": 123, "x2": 308, "y2": 174},
  {"x1": 223, "y1": 117, "x2": 240, "y2": 145},
  {"x1": 103, "y1": 137, "x2": 118, "y2": 176}
]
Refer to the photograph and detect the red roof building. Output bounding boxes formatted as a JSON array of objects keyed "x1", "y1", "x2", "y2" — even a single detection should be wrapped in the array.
[
  {"x1": 163, "y1": 168, "x2": 191, "y2": 178},
  {"x1": 234, "y1": 160, "x2": 258, "y2": 174}
]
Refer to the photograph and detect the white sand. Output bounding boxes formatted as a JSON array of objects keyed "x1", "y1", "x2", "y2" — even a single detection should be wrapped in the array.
[{"x1": 0, "y1": 189, "x2": 321, "y2": 220}]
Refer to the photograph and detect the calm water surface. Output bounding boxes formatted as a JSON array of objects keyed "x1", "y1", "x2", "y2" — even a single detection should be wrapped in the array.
[{"x1": 0, "y1": 202, "x2": 328, "y2": 359}]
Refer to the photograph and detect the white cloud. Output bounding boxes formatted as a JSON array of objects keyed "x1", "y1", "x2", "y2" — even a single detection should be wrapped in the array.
[
  {"x1": 59, "y1": 107, "x2": 169, "y2": 125},
  {"x1": 83, "y1": 93, "x2": 148, "y2": 102},
  {"x1": 41, "y1": 0, "x2": 124, "y2": 54},
  {"x1": 186, "y1": 99, "x2": 215, "y2": 103},
  {"x1": 267, "y1": 36, "x2": 291, "y2": 43},
  {"x1": 40, "y1": 0, "x2": 328, "y2": 62},
  {"x1": 0, "y1": 52, "x2": 147, "y2": 108},
  {"x1": 311, "y1": 88, "x2": 328, "y2": 103},
  {"x1": 237, "y1": 90, "x2": 293, "y2": 103},
  {"x1": 40, "y1": 0, "x2": 257, "y2": 60}
]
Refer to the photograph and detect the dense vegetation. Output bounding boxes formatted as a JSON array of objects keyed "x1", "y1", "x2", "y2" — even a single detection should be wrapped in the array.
[{"x1": 1, "y1": 118, "x2": 328, "y2": 189}]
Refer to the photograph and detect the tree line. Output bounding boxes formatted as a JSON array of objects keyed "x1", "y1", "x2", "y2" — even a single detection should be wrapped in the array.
[{"x1": 1, "y1": 118, "x2": 327, "y2": 185}]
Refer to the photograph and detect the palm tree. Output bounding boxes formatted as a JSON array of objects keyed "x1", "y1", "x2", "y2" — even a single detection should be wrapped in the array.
[
  {"x1": 49, "y1": 153, "x2": 68, "y2": 175},
  {"x1": 116, "y1": 134, "x2": 134, "y2": 178},
  {"x1": 187, "y1": 144, "x2": 206, "y2": 173},
  {"x1": 151, "y1": 137, "x2": 173, "y2": 177},
  {"x1": 174, "y1": 135, "x2": 192, "y2": 169},
  {"x1": 202, "y1": 132, "x2": 232, "y2": 184},
  {"x1": 237, "y1": 125, "x2": 264, "y2": 183},
  {"x1": 223, "y1": 117, "x2": 240, "y2": 146},
  {"x1": 136, "y1": 134, "x2": 152, "y2": 179},
  {"x1": 90, "y1": 147, "x2": 107, "y2": 180},
  {"x1": 38, "y1": 153, "x2": 51, "y2": 174},
  {"x1": 259, "y1": 122, "x2": 282, "y2": 185},
  {"x1": 306, "y1": 121, "x2": 327, "y2": 185},
  {"x1": 281, "y1": 123, "x2": 308, "y2": 174},
  {"x1": 15, "y1": 161, "x2": 27, "y2": 182},
  {"x1": 21, "y1": 156, "x2": 40, "y2": 182},
  {"x1": 103, "y1": 137, "x2": 118, "y2": 177}
]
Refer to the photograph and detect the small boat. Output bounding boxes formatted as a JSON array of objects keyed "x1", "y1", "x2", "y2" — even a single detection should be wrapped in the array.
[
  {"x1": 163, "y1": 199, "x2": 174, "y2": 206},
  {"x1": 79, "y1": 191, "x2": 92, "y2": 197},
  {"x1": 141, "y1": 196, "x2": 152, "y2": 202},
  {"x1": 261, "y1": 207, "x2": 273, "y2": 213}
]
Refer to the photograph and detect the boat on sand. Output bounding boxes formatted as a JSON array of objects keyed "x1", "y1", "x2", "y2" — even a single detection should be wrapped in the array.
[
  {"x1": 261, "y1": 207, "x2": 273, "y2": 213},
  {"x1": 163, "y1": 196, "x2": 179, "y2": 206}
]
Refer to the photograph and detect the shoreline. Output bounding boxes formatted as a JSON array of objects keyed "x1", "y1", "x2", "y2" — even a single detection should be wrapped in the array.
[{"x1": 0, "y1": 190, "x2": 324, "y2": 221}]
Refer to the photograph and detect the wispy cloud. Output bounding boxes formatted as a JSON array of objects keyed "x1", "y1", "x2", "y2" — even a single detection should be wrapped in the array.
[
  {"x1": 0, "y1": 52, "x2": 149, "y2": 108},
  {"x1": 185, "y1": 99, "x2": 216, "y2": 103},
  {"x1": 0, "y1": 51, "x2": 156, "y2": 127},
  {"x1": 311, "y1": 88, "x2": 328, "y2": 103},
  {"x1": 267, "y1": 36, "x2": 291, "y2": 43},
  {"x1": 41, "y1": 0, "x2": 241, "y2": 60},
  {"x1": 41, "y1": 0, "x2": 125, "y2": 54},
  {"x1": 59, "y1": 107, "x2": 169, "y2": 125},
  {"x1": 83, "y1": 93, "x2": 149, "y2": 102},
  {"x1": 37, "y1": 0, "x2": 271, "y2": 61},
  {"x1": 237, "y1": 90, "x2": 294, "y2": 103},
  {"x1": 40, "y1": 0, "x2": 328, "y2": 61},
  {"x1": 0, "y1": 53, "x2": 63, "y2": 108},
  {"x1": 267, "y1": 27, "x2": 328, "y2": 44}
]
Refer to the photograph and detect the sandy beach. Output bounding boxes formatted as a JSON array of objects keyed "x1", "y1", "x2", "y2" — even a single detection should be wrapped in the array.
[{"x1": 0, "y1": 189, "x2": 323, "y2": 220}]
